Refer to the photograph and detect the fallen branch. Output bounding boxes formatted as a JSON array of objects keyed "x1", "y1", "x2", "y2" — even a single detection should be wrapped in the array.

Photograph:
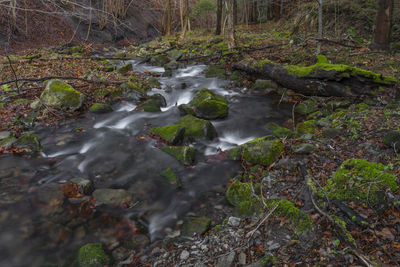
[
  {"x1": 313, "y1": 38, "x2": 362, "y2": 49},
  {"x1": 0, "y1": 76, "x2": 123, "y2": 86},
  {"x1": 6, "y1": 55, "x2": 20, "y2": 94}
]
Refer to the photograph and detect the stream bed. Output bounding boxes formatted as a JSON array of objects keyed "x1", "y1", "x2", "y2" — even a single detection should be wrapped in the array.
[{"x1": 0, "y1": 61, "x2": 292, "y2": 266}]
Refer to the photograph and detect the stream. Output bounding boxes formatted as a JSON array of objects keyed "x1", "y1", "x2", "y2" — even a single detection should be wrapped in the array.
[{"x1": 0, "y1": 60, "x2": 292, "y2": 266}]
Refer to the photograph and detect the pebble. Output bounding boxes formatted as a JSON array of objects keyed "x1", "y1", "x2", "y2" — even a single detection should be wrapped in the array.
[
  {"x1": 238, "y1": 252, "x2": 246, "y2": 265},
  {"x1": 227, "y1": 216, "x2": 240, "y2": 227},
  {"x1": 180, "y1": 250, "x2": 190, "y2": 260},
  {"x1": 201, "y1": 245, "x2": 208, "y2": 252}
]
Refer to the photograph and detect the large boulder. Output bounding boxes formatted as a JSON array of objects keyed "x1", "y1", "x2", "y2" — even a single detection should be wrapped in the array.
[
  {"x1": 110, "y1": 82, "x2": 146, "y2": 102},
  {"x1": 139, "y1": 94, "x2": 167, "y2": 112},
  {"x1": 229, "y1": 136, "x2": 283, "y2": 166},
  {"x1": 179, "y1": 88, "x2": 228, "y2": 120},
  {"x1": 40, "y1": 80, "x2": 85, "y2": 110}
]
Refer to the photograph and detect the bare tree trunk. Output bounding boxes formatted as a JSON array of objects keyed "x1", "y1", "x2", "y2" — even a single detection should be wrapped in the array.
[
  {"x1": 181, "y1": 0, "x2": 189, "y2": 38},
  {"x1": 233, "y1": 0, "x2": 238, "y2": 26},
  {"x1": 317, "y1": 0, "x2": 323, "y2": 54},
  {"x1": 372, "y1": 0, "x2": 394, "y2": 51},
  {"x1": 226, "y1": 0, "x2": 236, "y2": 49},
  {"x1": 216, "y1": 0, "x2": 223, "y2": 35},
  {"x1": 166, "y1": 0, "x2": 172, "y2": 35},
  {"x1": 180, "y1": 0, "x2": 184, "y2": 32}
]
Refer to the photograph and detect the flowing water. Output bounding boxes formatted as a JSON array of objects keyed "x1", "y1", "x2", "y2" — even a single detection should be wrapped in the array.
[{"x1": 0, "y1": 61, "x2": 292, "y2": 266}]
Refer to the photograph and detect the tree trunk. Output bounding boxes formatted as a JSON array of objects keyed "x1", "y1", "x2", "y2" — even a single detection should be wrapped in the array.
[
  {"x1": 317, "y1": 0, "x2": 323, "y2": 54},
  {"x1": 272, "y1": 0, "x2": 280, "y2": 21},
  {"x1": 181, "y1": 0, "x2": 189, "y2": 38},
  {"x1": 372, "y1": 0, "x2": 394, "y2": 51},
  {"x1": 233, "y1": 0, "x2": 238, "y2": 26},
  {"x1": 165, "y1": 0, "x2": 172, "y2": 36},
  {"x1": 216, "y1": 0, "x2": 223, "y2": 35},
  {"x1": 226, "y1": 0, "x2": 236, "y2": 49}
]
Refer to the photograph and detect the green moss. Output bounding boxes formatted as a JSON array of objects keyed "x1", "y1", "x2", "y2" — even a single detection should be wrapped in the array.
[
  {"x1": 284, "y1": 61, "x2": 397, "y2": 85},
  {"x1": 240, "y1": 137, "x2": 283, "y2": 166},
  {"x1": 94, "y1": 88, "x2": 110, "y2": 98},
  {"x1": 89, "y1": 103, "x2": 113, "y2": 113},
  {"x1": 40, "y1": 80, "x2": 85, "y2": 110},
  {"x1": 296, "y1": 120, "x2": 317, "y2": 135},
  {"x1": 161, "y1": 168, "x2": 180, "y2": 186},
  {"x1": 316, "y1": 55, "x2": 330, "y2": 64},
  {"x1": 324, "y1": 159, "x2": 398, "y2": 208},
  {"x1": 252, "y1": 59, "x2": 273, "y2": 68},
  {"x1": 150, "y1": 125, "x2": 184, "y2": 144},
  {"x1": 12, "y1": 98, "x2": 28, "y2": 105},
  {"x1": 71, "y1": 46, "x2": 83, "y2": 54},
  {"x1": 261, "y1": 256, "x2": 278, "y2": 265},
  {"x1": 195, "y1": 99, "x2": 228, "y2": 119},
  {"x1": 78, "y1": 243, "x2": 110, "y2": 267},
  {"x1": 0, "y1": 136, "x2": 17, "y2": 147},
  {"x1": 140, "y1": 99, "x2": 161, "y2": 112},
  {"x1": 265, "y1": 199, "x2": 313, "y2": 235},
  {"x1": 295, "y1": 99, "x2": 318, "y2": 114},
  {"x1": 266, "y1": 122, "x2": 295, "y2": 138},
  {"x1": 191, "y1": 88, "x2": 227, "y2": 106},
  {"x1": 117, "y1": 63, "x2": 133, "y2": 74},
  {"x1": 161, "y1": 146, "x2": 196, "y2": 165},
  {"x1": 176, "y1": 115, "x2": 217, "y2": 139},
  {"x1": 16, "y1": 133, "x2": 42, "y2": 151},
  {"x1": 226, "y1": 180, "x2": 262, "y2": 216},
  {"x1": 331, "y1": 215, "x2": 356, "y2": 246},
  {"x1": 147, "y1": 77, "x2": 161, "y2": 87}
]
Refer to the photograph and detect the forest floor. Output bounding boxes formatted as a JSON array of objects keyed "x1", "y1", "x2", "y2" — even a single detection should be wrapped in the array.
[{"x1": 1, "y1": 23, "x2": 400, "y2": 266}]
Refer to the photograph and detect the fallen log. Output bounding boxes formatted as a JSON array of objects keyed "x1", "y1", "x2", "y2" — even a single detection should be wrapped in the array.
[{"x1": 233, "y1": 56, "x2": 397, "y2": 97}]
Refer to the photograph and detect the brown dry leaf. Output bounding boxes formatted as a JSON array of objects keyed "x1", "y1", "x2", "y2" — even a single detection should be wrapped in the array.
[{"x1": 376, "y1": 228, "x2": 395, "y2": 241}]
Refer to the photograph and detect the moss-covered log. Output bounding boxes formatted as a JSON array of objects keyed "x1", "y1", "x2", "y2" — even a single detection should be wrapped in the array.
[{"x1": 233, "y1": 56, "x2": 397, "y2": 97}]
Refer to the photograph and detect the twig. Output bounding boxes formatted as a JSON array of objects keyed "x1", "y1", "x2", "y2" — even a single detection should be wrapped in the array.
[
  {"x1": 291, "y1": 101, "x2": 297, "y2": 132},
  {"x1": 247, "y1": 203, "x2": 280, "y2": 239},
  {"x1": 6, "y1": 55, "x2": 20, "y2": 94}
]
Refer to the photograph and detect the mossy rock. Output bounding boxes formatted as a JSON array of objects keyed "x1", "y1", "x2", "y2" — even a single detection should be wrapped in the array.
[
  {"x1": 177, "y1": 115, "x2": 218, "y2": 140},
  {"x1": 294, "y1": 99, "x2": 318, "y2": 115},
  {"x1": 226, "y1": 180, "x2": 262, "y2": 216},
  {"x1": 205, "y1": 65, "x2": 226, "y2": 79},
  {"x1": 0, "y1": 136, "x2": 17, "y2": 148},
  {"x1": 167, "y1": 49, "x2": 184, "y2": 60},
  {"x1": 150, "y1": 125, "x2": 185, "y2": 145},
  {"x1": 164, "y1": 60, "x2": 184, "y2": 71},
  {"x1": 94, "y1": 88, "x2": 110, "y2": 98},
  {"x1": 77, "y1": 243, "x2": 111, "y2": 267},
  {"x1": 323, "y1": 159, "x2": 398, "y2": 208},
  {"x1": 251, "y1": 79, "x2": 278, "y2": 91},
  {"x1": 161, "y1": 168, "x2": 181, "y2": 187},
  {"x1": 293, "y1": 143, "x2": 317, "y2": 154},
  {"x1": 117, "y1": 63, "x2": 133, "y2": 74},
  {"x1": 161, "y1": 146, "x2": 196, "y2": 165},
  {"x1": 296, "y1": 120, "x2": 317, "y2": 135},
  {"x1": 187, "y1": 88, "x2": 228, "y2": 120},
  {"x1": 16, "y1": 133, "x2": 42, "y2": 151},
  {"x1": 139, "y1": 94, "x2": 166, "y2": 112},
  {"x1": 97, "y1": 61, "x2": 116, "y2": 72},
  {"x1": 89, "y1": 103, "x2": 113, "y2": 113},
  {"x1": 382, "y1": 131, "x2": 400, "y2": 152},
  {"x1": 266, "y1": 122, "x2": 295, "y2": 138},
  {"x1": 284, "y1": 60, "x2": 397, "y2": 85},
  {"x1": 40, "y1": 80, "x2": 85, "y2": 110},
  {"x1": 150, "y1": 54, "x2": 169, "y2": 66},
  {"x1": 264, "y1": 199, "x2": 313, "y2": 235},
  {"x1": 111, "y1": 82, "x2": 145, "y2": 102},
  {"x1": 147, "y1": 77, "x2": 161, "y2": 88},
  {"x1": 182, "y1": 217, "x2": 211, "y2": 236},
  {"x1": 322, "y1": 128, "x2": 341, "y2": 138},
  {"x1": 230, "y1": 136, "x2": 283, "y2": 166},
  {"x1": 178, "y1": 104, "x2": 195, "y2": 116}
]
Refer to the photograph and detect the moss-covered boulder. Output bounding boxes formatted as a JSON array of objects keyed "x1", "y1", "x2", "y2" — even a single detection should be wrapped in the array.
[
  {"x1": 0, "y1": 136, "x2": 17, "y2": 148},
  {"x1": 230, "y1": 136, "x2": 283, "y2": 166},
  {"x1": 16, "y1": 133, "x2": 41, "y2": 152},
  {"x1": 139, "y1": 94, "x2": 167, "y2": 112},
  {"x1": 182, "y1": 217, "x2": 211, "y2": 236},
  {"x1": 117, "y1": 63, "x2": 133, "y2": 74},
  {"x1": 205, "y1": 65, "x2": 226, "y2": 79},
  {"x1": 110, "y1": 82, "x2": 146, "y2": 102},
  {"x1": 89, "y1": 103, "x2": 113, "y2": 113},
  {"x1": 161, "y1": 146, "x2": 196, "y2": 165},
  {"x1": 182, "y1": 88, "x2": 228, "y2": 120},
  {"x1": 150, "y1": 125, "x2": 185, "y2": 145},
  {"x1": 226, "y1": 180, "x2": 262, "y2": 216},
  {"x1": 295, "y1": 99, "x2": 318, "y2": 115},
  {"x1": 78, "y1": 243, "x2": 111, "y2": 267},
  {"x1": 93, "y1": 188, "x2": 133, "y2": 207},
  {"x1": 147, "y1": 77, "x2": 161, "y2": 88},
  {"x1": 296, "y1": 120, "x2": 317, "y2": 135},
  {"x1": 167, "y1": 49, "x2": 184, "y2": 61},
  {"x1": 176, "y1": 115, "x2": 218, "y2": 140},
  {"x1": 323, "y1": 159, "x2": 398, "y2": 208},
  {"x1": 266, "y1": 122, "x2": 295, "y2": 138},
  {"x1": 40, "y1": 80, "x2": 85, "y2": 110},
  {"x1": 150, "y1": 54, "x2": 169, "y2": 66},
  {"x1": 251, "y1": 79, "x2": 278, "y2": 91},
  {"x1": 264, "y1": 199, "x2": 313, "y2": 235},
  {"x1": 382, "y1": 131, "x2": 400, "y2": 152}
]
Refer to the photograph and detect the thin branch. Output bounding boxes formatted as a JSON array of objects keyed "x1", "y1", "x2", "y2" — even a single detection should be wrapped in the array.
[
  {"x1": 0, "y1": 76, "x2": 123, "y2": 86},
  {"x1": 6, "y1": 54, "x2": 20, "y2": 94}
]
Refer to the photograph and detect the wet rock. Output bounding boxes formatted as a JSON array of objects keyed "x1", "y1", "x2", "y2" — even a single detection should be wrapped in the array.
[
  {"x1": 266, "y1": 122, "x2": 295, "y2": 138},
  {"x1": 161, "y1": 146, "x2": 196, "y2": 165},
  {"x1": 40, "y1": 80, "x2": 85, "y2": 110},
  {"x1": 182, "y1": 217, "x2": 211, "y2": 236},
  {"x1": 78, "y1": 243, "x2": 111, "y2": 267},
  {"x1": 139, "y1": 93, "x2": 167, "y2": 112},
  {"x1": 205, "y1": 65, "x2": 226, "y2": 79},
  {"x1": 251, "y1": 79, "x2": 277, "y2": 91},
  {"x1": 16, "y1": 133, "x2": 42, "y2": 152},
  {"x1": 70, "y1": 178, "x2": 94, "y2": 195},
  {"x1": 382, "y1": 131, "x2": 400, "y2": 152},
  {"x1": 184, "y1": 88, "x2": 228, "y2": 120},
  {"x1": 150, "y1": 125, "x2": 186, "y2": 145},
  {"x1": 229, "y1": 136, "x2": 283, "y2": 166},
  {"x1": 293, "y1": 143, "x2": 317, "y2": 154},
  {"x1": 147, "y1": 77, "x2": 161, "y2": 88},
  {"x1": 217, "y1": 251, "x2": 235, "y2": 267},
  {"x1": 89, "y1": 103, "x2": 113, "y2": 113},
  {"x1": 322, "y1": 128, "x2": 341, "y2": 138},
  {"x1": 117, "y1": 63, "x2": 133, "y2": 74},
  {"x1": 111, "y1": 82, "x2": 145, "y2": 102},
  {"x1": 92, "y1": 188, "x2": 133, "y2": 207}
]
